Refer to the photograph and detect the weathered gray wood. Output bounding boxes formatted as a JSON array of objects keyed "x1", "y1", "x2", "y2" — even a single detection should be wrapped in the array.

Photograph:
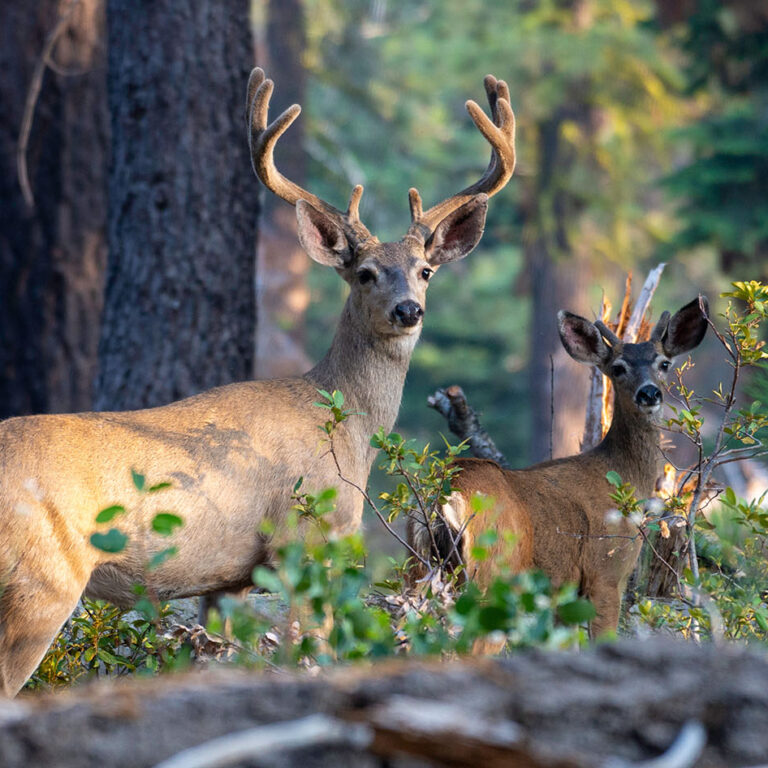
[
  {"x1": 2, "y1": 640, "x2": 766, "y2": 767},
  {"x1": 427, "y1": 384, "x2": 511, "y2": 468},
  {"x1": 96, "y1": 1, "x2": 258, "y2": 410}
]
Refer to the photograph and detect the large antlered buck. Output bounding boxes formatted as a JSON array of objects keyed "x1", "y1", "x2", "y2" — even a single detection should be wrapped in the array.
[
  {"x1": 409, "y1": 298, "x2": 709, "y2": 637},
  {"x1": 0, "y1": 69, "x2": 516, "y2": 696}
]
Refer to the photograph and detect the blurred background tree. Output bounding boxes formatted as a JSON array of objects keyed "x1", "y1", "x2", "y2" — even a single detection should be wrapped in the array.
[{"x1": 660, "y1": 1, "x2": 768, "y2": 280}]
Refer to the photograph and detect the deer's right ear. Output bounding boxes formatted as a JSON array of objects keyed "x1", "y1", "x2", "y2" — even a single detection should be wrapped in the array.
[
  {"x1": 558, "y1": 311, "x2": 612, "y2": 365},
  {"x1": 296, "y1": 200, "x2": 353, "y2": 268}
]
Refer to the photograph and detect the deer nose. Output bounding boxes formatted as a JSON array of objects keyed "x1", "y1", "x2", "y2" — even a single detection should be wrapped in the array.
[
  {"x1": 636, "y1": 384, "x2": 662, "y2": 408},
  {"x1": 393, "y1": 300, "x2": 424, "y2": 327}
]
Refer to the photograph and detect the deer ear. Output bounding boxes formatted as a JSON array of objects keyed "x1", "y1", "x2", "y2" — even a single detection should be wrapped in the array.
[
  {"x1": 425, "y1": 195, "x2": 488, "y2": 266},
  {"x1": 558, "y1": 311, "x2": 612, "y2": 365},
  {"x1": 296, "y1": 200, "x2": 353, "y2": 268},
  {"x1": 660, "y1": 297, "x2": 709, "y2": 357}
]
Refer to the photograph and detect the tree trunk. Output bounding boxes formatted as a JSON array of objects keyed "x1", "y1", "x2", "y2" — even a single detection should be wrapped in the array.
[
  {"x1": 525, "y1": 115, "x2": 592, "y2": 463},
  {"x1": 254, "y1": 0, "x2": 311, "y2": 379},
  {"x1": 0, "y1": 0, "x2": 107, "y2": 418},
  {"x1": 96, "y1": 1, "x2": 258, "y2": 411}
]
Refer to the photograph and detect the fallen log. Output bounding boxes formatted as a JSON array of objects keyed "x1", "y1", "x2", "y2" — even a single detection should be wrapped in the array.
[{"x1": 1, "y1": 639, "x2": 766, "y2": 767}]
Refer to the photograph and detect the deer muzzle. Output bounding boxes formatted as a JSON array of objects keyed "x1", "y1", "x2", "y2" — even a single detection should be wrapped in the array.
[
  {"x1": 392, "y1": 300, "x2": 424, "y2": 328},
  {"x1": 635, "y1": 384, "x2": 662, "y2": 411}
]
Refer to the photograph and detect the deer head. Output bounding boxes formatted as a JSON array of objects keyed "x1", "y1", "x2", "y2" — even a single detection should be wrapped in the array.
[
  {"x1": 557, "y1": 298, "x2": 709, "y2": 420},
  {"x1": 246, "y1": 68, "x2": 516, "y2": 339}
]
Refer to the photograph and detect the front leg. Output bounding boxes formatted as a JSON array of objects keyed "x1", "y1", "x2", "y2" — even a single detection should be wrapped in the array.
[{"x1": 585, "y1": 581, "x2": 622, "y2": 639}]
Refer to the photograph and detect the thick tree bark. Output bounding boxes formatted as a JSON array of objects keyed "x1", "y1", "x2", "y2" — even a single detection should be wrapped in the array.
[
  {"x1": 254, "y1": 0, "x2": 312, "y2": 379},
  {"x1": 96, "y1": 1, "x2": 258, "y2": 411},
  {"x1": 0, "y1": 0, "x2": 107, "y2": 418}
]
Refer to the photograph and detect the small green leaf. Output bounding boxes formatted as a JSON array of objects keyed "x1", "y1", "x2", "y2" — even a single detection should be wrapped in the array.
[
  {"x1": 252, "y1": 566, "x2": 283, "y2": 594},
  {"x1": 151, "y1": 513, "x2": 183, "y2": 536},
  {"x1": 90, "y1": 528, "x2": 128, "y2": 554},
  {"x1": 558, "y1": 599, "x2": 597, "y2": 624},
  {"x1": 478, "y1": 605, "x2": 508, "y2": 632},
  {"x1": 131, "y1": 469, "x2": 146, "y2": 492},
  {"x1": 293, "y1": 476, "x2": 304, "y2": 493},
  {"x1": 605, "y1": 471, "x2": 622, "y2": 487},
  {"x1": 97, "y1": 648, "x2": 121, "y2": 665},
  {"x1": 148, "y1": 481, "x2": 172, "y2": 494},
  {"x1": 148, "y1": 546, "x2": 178, "y2": 570},
  {"x1": 95, "y1": 504, "x2": 125, "y2": 524}
]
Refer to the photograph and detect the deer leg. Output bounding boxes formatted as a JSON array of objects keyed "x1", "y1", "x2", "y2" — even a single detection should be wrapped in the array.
[
  {"x1": 0, "y1": 570, "x2": 86, "y2": 697},
  {"x1": 585, "y1": 582, "x2": 622, "y2": 640},
  {"x1": 198, "y1": 587, "x2": 252, "y2": 635}
]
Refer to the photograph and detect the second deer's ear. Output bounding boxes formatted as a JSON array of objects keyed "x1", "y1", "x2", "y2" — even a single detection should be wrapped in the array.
[
  {"x1": 659, "y1": 297, "x2": 709, "y2": 357},
  {"x1": 425, "y1": 195, "x2": 488, "y2": 266},
  {"x1": 558, "y1": 311, "x2": 612, "y2": 365},
  {"x1": 296, "y1": 200, "x2": 353, "y2": 269}
]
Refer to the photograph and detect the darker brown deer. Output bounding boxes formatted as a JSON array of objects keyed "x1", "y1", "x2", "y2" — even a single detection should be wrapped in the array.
[
  {"x1": 0, "y1": 69, "x2": 516, "y2": 696},
  {"x1": 409, "y1": 298, "x2": 708, "y2": 638}
]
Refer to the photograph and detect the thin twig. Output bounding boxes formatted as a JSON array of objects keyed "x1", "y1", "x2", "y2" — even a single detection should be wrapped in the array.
[
  {"x1": 549, "y1": 354, "x2": 554, "y2": 460},
  {"x1": 327, "y1": 443, "x2": 429, "y2": 566}
]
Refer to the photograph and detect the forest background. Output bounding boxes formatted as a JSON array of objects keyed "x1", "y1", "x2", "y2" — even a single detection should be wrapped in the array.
[{"x1": 1, "y1": 0, "x2": 766, "y2": 546}]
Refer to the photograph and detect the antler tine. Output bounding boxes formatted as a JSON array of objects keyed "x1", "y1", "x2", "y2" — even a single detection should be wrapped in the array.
[
  {"x1": 246, "y1": 68, "x2": 375, "y2": 246},
  {"x1": 651, "y1": 311, "x2": 671, "y2": 342},
  {"x1": 408, "y1": 75, "x2": 516, "y2": 240},
  {"x1": 595, "y1": 320, "x2": 621, "y2": 347}
]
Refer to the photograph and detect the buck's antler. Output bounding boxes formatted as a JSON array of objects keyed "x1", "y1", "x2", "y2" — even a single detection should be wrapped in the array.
[
  {"x1": 407, "y1": 75, "x2": 516, "y2": 242},
  {"x1": 246, "y1": 67, "x2": 376, "y2": 248}
]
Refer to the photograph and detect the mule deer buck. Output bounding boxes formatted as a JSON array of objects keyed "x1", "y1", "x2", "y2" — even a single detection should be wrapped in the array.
[
  {"x1": 0, "y1": 69, "x2": 516, "y2": 696},
  {"x1": 409, "y1": 298, "x2": 708, "y2": 638}
]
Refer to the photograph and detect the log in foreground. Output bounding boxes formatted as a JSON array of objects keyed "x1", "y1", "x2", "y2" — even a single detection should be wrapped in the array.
[{"x1": 1, "y1": 639, "x2": 767, "y2": 767}]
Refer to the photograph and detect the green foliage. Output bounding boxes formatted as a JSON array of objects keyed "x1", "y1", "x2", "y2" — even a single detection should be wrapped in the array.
[
  {"x1": 89, "y1": 470, "x2": 181, "y2": 556},
  {"x1": 26, "y1": 599, "x2": 189, "y2": 691},
  {"x1": 634, "y1": 281, "x2": 768, "y2": 642},
  {"x1": 218, "y1": 529, "x2": 589, "y2": 666}
]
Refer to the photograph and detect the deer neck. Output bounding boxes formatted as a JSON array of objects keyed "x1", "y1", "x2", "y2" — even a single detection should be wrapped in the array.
[
  {"x1": 594, "y1": 392, "x2": 661, "y2": 496},
  {"x1": 304, "y1": 299, "x2": 418, "y2": 446}
]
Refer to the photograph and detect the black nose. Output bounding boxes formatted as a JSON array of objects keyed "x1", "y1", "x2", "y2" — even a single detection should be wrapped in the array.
[
  {"x1": 636, "y1": 384, "x2": 662, "y2": 408},
  {"x1": 393, "y1": 300, "x2": 424, "y2": 327}
]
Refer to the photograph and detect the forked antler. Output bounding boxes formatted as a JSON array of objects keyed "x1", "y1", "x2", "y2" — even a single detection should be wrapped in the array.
[
  {"x1": 407, "y1": 75, "x2": 517, "y2": 242},
  {"x1": 247, "y1": 68, "x2": 516, "y2": 248},
  {"x1": 246, "y1": 67, "x2": 376, "y2": 249}
]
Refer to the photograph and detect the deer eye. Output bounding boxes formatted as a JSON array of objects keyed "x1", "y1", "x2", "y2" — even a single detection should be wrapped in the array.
[
  {"x1": 357, "y1": 268, "x2": 376, "y2": 285},
  {"x1": 421, "y1": 267, "x2": 433, "y2": 281},
  {"x1": 659, "y1": 360, "x2": 671, "y2": 372},
  {"x1": 611, "y1": 362, "x2": 627, "y2": 378}
]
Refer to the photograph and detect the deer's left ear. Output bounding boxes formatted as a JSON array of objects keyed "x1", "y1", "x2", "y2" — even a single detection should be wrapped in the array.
[
  {"x1": 425, "y1": 195, "x2": 488, "y2": 266},
  {"x1": 659, "y1": 297, "x2": 709, "y2": 357}
]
